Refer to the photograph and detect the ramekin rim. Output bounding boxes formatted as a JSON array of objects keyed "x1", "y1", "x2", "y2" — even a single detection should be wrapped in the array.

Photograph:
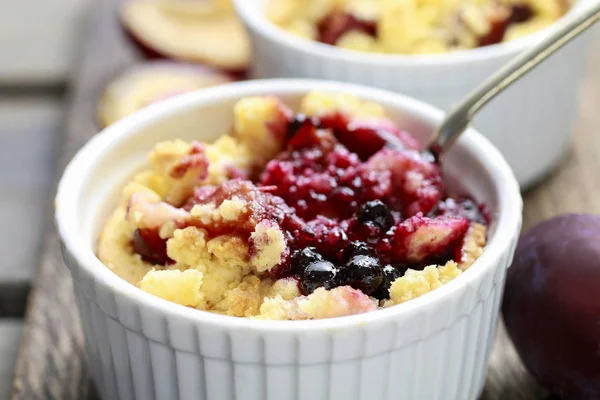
[
  {"x1": 55, "y1": 79, "x2": 522, "y2": 333},
  {"x1": 233, "y1": 0, "x2": 590, "y2": 67}
]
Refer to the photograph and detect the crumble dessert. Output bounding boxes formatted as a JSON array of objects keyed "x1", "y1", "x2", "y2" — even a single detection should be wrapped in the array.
[
  {"x1": 97, "y1": 92, "x2": 488, "y2": 320},
  {"x1": 267, "y1": 0, "x2": 572, "y2": 54}
]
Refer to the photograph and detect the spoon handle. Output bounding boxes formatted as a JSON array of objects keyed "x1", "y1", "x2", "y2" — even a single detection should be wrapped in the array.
[{"x1": 432, "y1": 1, "x2": 600, "y2": 153}]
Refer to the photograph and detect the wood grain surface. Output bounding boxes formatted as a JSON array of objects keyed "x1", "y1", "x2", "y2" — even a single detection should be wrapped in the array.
[{"x1": 10, "y1": 0, "x2": 600, "y2": 398}]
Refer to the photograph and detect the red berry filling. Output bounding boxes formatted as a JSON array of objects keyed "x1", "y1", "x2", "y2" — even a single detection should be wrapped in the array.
[
  {"x1": 133, "y1": 228, "x2": 173, "y2": 265},
  {"x1": 317, "y1": 12, "x2": 377, "y2": 46},
  {"x1": 316, "y1": 5, "x2": 536, "y2": 50},
  {"x1": 132, "y1": 108, "x2": 486, "y2": 300},
  {"x1": 184, "y1": 179, "x2": 294, "y2": 239},
  {"x1": 478, "y1": 4, "x2": 535, "y2": 47}
]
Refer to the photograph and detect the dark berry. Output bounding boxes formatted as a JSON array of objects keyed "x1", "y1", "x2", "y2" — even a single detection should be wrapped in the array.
[
  {"x1": 373, "y1": 264, "x2": 402, "y2": 300},
  {"x1": 286, "y1": 114, "x2": 332, "y2": 151},
  {"x1": 288, "y1": 114, "x2": 318, "y2": 138},
  {"x1": 341, "y1": 241, "x2": 371, "y2": 262},
  {"x1": 478, "y1": 10, "x2": 509, "y2": 46},
  {"x1": 509, "y1": 4, "x2": 534, "y2": 24},
  {"x1": 291, "y1": 247, "x2": 324, "y2": 276},
  {"x1": 318, "y1": 12, "x2": 376, "y2": 46},
  {"x1": 300, "y1": 260, "x2": 339, "y2": 294},
  {"x1": 337, "y1": 255, "x2": 383, "y2": 295},
  {"x1": 132, "y1": 228, "x2": 172, "y2": 265},
  {"x1": 434, "y1": 197, "x2": 486, "y2": 225},
  {"x1": 358, "y1": 200, "x2": 393, "y2": 231},
  {"x1": 458, "y1": 199, "x2": 485, "y2": 223}
]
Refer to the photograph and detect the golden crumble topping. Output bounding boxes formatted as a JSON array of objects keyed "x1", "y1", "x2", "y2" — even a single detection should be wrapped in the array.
[
  {"x1": 267, "y1": 0, "x2": 571, "y2": 55},
  {"x1": 140, "y1": 269, "x2": 204, "y2": 308},
  {"x1": 385, "y1": 262, "x2": 462, "y2": 306},
  {"x1": 97, "y1": 92, "x2": 488, "y2": 320}
]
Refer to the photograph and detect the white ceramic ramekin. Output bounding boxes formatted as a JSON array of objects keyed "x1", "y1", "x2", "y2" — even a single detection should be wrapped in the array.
[
  {"x1": 234, "y1": 0, "x2": 595, "y2": 188},
  {"x1": 55, "y1": 80, "x2": 522, "y2": 400}
]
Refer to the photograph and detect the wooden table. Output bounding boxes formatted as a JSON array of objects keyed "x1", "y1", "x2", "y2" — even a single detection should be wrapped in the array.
[
  {"x1": 9, "y1": 0, "x2": 600, "y2": 398},
  {"x1": 0, "y1": 0, "x2": 89, "y2": 396}
]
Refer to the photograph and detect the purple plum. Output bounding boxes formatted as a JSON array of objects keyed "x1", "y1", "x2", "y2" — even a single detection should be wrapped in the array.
[{"x1": 503, "y1": 214, "x2": 600, "y2": 400}]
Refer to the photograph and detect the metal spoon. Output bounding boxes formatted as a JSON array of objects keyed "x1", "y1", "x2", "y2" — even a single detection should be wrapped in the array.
[{"x1": 426, "y1": 1, "x2": 600, "y2": 157}]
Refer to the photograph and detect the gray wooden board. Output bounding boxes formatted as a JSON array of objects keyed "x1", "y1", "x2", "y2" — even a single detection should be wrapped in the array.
[{"x1": 10, "y1": 0, "x2": 600, "y2": 398}]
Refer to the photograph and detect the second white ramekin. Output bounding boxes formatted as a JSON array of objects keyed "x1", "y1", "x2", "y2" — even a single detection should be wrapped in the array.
[
  {"x1": 234, "y1": 0, "x2": 595, "y2": 188},
  {"x1": 55, "y1": 80, "x2": 522, "y2": 400}
]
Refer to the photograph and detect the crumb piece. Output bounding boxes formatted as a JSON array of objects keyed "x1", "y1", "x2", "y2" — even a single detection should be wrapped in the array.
[
  {"x1": 219, "y1": 197, "x2": 247, "y2": 221},
  {"x1": 254, "y1": 295, "x2": 299, "y2": 320},
  {"x1": 125, "y1": 185, "x2": 188, "y2": 231},
  {"x1": 205, "y1": 135, "x2": 253, "y2": 184},
  {"x1": 250, "y1": 221, "x2": 288, "y2": 272},
  {"x1": 166, "y1": 226, "x2": 209, "y2": 267},
  {"x1": 438, "y1": 261, "x2": 463, "y2": 284},
  {"x1": 98, "y1": 207, "x2": 153, "y2": 284},
  {"x1": 255, "y1": 286, "x2": 378, "y2": 320},
  {"x1": 189, "y1": 195, "x2": 249, "y2": 226},
  {"x1": 386, "y1": 261, "x2": 461, "y2": 305},
  {"x1": 267, "y1": 277, "x2": 301, "y2": 300},
  {"x1": 459, "y1": 223, "x2": 487, "y2": 270},
  {"x1": 206, "y1": 235, "x2": 251, "y2": 268},
  {"x1": 148, "y1": 140, "x2": 210, "y2": 205},
  {"x1": 265, "y1": 0, "x2": 298, "y2": 24},
  {"x1": 166, "y1": 227, "x2": 252, "y2": 307},
  {"x1": 148, "y1": 139, "x2": 192, "y2": 174},
  {"x1": 300, "y1": 92, "x2": 385, "y2": 120},
  {"x1": 406, "y1": 221, "x2": 459, "y2": 262},
  {"x1": 283, "y1": 19, "x2": 318, "y2": 40},
  {"x1": 461, "y1": 5, "x2": 491, "y2": 36},
  {"x1": 214, "y1": 275, "x2": 271, "y2": 317},
  {"x1": 345, "y1": 0, "x2": 381, "y2": 21},
  {"x1": 140, "y1": 269, "x2": 204, "y2": 307},
  {"x1": 233, "y1": 96, "x2": 292, "y2": 166},
  {"x1": 336, "y1": 31, "x2": 377, "y2": 52}
]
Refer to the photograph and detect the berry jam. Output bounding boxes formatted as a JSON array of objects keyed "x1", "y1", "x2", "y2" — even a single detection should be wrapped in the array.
[
  {"x1": 317, "y1": 12, "x2": 377, "y2": 46},
  {"x1": 316, "y1": 5, "x2": 536, "y2": 50},
  {"x1": 135, "y1": 109, "x2": 485, "y2": 300},
  {"x1": 478, "y1": 4, "x2": 535, "y2": 47},
  {"x1": 133, "y1": 228, "x2": 173, "y2": 265}
]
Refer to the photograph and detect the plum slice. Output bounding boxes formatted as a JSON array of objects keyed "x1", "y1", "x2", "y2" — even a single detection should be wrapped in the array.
[
  {"x1": 120, "y1": 0, "x2": 250, "y2": 71},
  {"x1": 98, "y1": 61, "x2": 233, "y2": 127}
]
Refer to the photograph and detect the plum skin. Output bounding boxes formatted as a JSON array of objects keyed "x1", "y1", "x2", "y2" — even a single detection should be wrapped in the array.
[{"x1": 502, "y1": 214, "x2": 600, "y2": 400}]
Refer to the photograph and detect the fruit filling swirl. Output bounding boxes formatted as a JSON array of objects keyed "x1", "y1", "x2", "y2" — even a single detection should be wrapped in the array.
[
  {"x1": 267, "y1": 0, "x2": 572, "y2": 54},
  {"x1": 97, "y1": 92, "x2": 488, "y2": 320}
]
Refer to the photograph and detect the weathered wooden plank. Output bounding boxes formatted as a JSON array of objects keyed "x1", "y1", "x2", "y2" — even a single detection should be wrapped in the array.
[
  {"x1": 0, "y1": 321, "x2": 23, "y2": 400},
  {"x1": 0, "y1": 99, "x2": 62, "y2": 285},
  {"x1": 0, "y1": 0, "x2": 88, "y2": 85}
]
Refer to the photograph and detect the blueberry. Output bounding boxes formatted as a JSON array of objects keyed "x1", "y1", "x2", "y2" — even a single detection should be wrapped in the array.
[
  {"x1": 300, "y1": 260, "x2": 339, "y2": 294},
  {"x1": 459, "y1": 199, "x2": 485, "y2": 224},
  {"x1": 291, "y1": 247, "x2": 324, "y2": 276},
  {"x1": 337, "y1": 255, "x2": 383, "y2": 295},
  {"x1": 358, "y1": 200, "x2": 393, "y2": 231},
  {"x1": 434, "y1": 197, "x2": 485, "y2": 224},
  {"x1": 341, "y1": 241, "x2": 371, "y2": 262},
  {"x1": 373, "y1": 264, "x2": 402, "y2": 300}
]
